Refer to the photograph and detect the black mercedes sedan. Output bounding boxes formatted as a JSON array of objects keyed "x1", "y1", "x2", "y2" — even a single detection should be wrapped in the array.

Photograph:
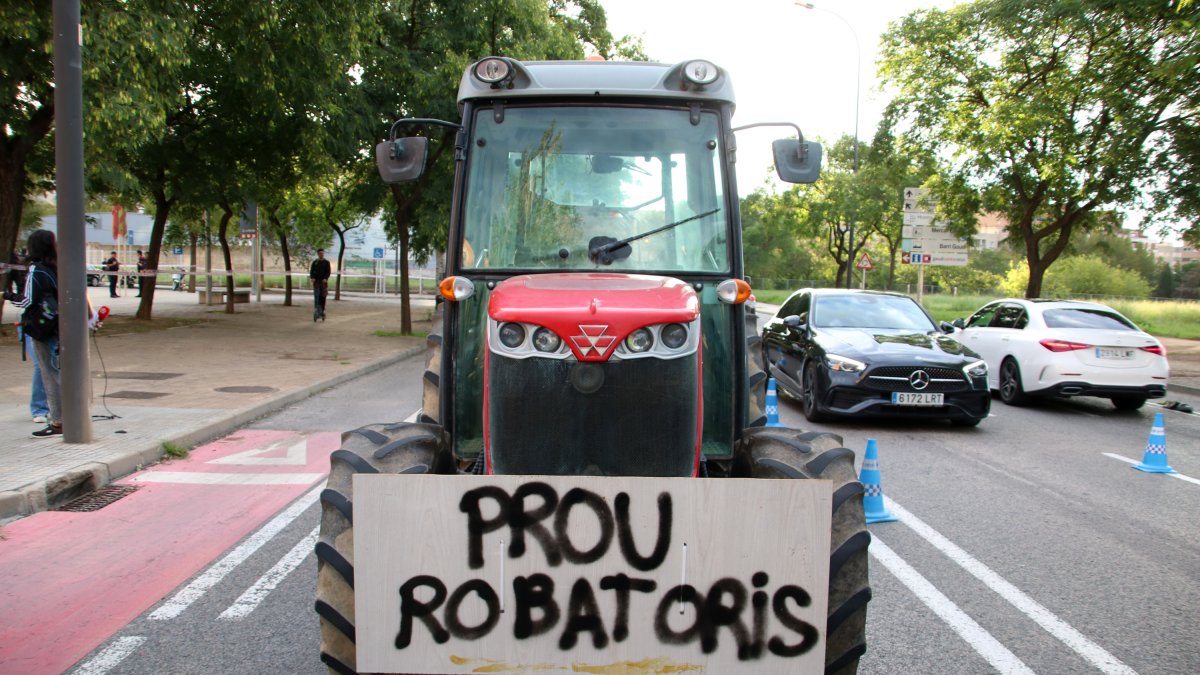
[{"x1": 761, "y1": 289, "x2": 991, "y2": 426}]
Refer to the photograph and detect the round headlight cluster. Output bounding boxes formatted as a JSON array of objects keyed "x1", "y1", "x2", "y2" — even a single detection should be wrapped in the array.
[
  {"x1": 661, "y1": 323, "x2": 688, "y2": 349},
  {"x1": 532, "y1": 327, "x2": 561, "y2": 353},
  {"x1": 498, "y1": 322, "x2": 525, "y2": 349},
  {"x1": 625, "y1": 328, "x2": 654, "y2": 353}
]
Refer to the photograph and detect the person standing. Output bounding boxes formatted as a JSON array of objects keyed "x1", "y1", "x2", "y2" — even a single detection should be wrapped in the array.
[
  {"x1": 5, "y1": 230, "x2": 62, "y2": 438},
  {"x1": 309, "y1": 248, "x2": 331, "y2": 322},
  {"x1": 135, "y1": 249, "x2": 147, "y2": 297},
  {"x1": 103, "y1": 250, "x2": 120, "y2": 297}
]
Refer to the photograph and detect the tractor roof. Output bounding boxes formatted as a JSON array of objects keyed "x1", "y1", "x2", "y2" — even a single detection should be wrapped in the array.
[{"x1": 457, "y1": 57, "x2": 737, "y2": 110}]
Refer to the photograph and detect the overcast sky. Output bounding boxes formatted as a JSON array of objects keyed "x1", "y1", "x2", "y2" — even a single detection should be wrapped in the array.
[{"x1": 599, "y1": 0, "x2": 962, "y2": 191}]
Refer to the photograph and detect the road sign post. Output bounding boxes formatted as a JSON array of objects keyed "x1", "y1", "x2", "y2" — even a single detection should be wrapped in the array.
[{"x1": 855, "y1": 252, "x2": 874, "y2": 290}]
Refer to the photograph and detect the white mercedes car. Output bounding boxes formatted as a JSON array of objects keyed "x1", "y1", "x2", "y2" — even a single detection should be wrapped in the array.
[{"x1": 952, "y1": 299, "x2": 1169, "y2": 410}]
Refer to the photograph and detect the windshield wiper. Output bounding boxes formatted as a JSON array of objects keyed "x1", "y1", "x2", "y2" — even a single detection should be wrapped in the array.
[{"x1": 588, "y1": 208, "x2": 721, "y2": 265}]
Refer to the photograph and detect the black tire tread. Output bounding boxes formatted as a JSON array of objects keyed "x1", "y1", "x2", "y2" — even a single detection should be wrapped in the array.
[
  {"x1": 422, "y1": 304, "x2": 444, "y2": 424},
  {"x1": 734, "y1": 426, "x2": 870, "y2": 674},
  {"x1": 315, "y1": 421, "x2": 444, "y2": 674}
]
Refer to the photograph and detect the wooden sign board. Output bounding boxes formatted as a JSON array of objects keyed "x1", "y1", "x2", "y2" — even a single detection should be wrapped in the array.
[{"x1": 354, "y1": 474, "x2": 832, "y2": 674}]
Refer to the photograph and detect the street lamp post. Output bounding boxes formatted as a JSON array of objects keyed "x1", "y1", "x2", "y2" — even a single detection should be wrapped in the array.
[{"x1": 797, "y1": 2, "x2": 860, "y2": 288}]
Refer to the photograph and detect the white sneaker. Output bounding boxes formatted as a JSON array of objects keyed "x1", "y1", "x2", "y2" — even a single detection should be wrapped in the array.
[{"x1": 33, "y1": 415, "x2": 47, "y2": 424}]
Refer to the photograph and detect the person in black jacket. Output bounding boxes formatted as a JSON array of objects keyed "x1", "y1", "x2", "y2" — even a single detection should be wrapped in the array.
[
  {"x1": 4, "y1": 230, "x2": 62, "y2": 437},
  {"x1": 103, "y1": 250, "x2": 120, "y2": 297},
  {"x1": 135, "y1": 250, "x2": 147, "y2": 297},
  {"x1": 309, "y1": 248, "x2": 331, "y2": 322}
]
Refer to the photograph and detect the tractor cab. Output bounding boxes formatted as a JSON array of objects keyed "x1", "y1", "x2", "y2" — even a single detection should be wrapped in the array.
[{"x1": 377, "y1": 57, "x2": 821, "y2": 476}]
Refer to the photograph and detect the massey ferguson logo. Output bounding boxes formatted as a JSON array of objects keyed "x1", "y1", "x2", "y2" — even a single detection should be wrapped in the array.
[{"x1": 571, "y1": 324, "x2": 616, "y2": 357}]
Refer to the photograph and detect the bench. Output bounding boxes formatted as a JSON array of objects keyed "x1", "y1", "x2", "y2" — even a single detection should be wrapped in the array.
[{"x1": 197, "y1": 288, "x2": 252, "y2": 304}]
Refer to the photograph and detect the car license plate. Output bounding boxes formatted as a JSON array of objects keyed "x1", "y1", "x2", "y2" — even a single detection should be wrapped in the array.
[
  {"x1": 1095, "y1": 347, "x2": 1134, "y2": 360},
  {"x1": 892, "y1": 392, "x2": 944, "y2": 406}
]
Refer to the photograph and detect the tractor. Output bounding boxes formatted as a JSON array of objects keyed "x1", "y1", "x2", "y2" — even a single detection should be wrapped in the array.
[{"x1": 315, "y1": 56, "x2": 871, "y2": 674}]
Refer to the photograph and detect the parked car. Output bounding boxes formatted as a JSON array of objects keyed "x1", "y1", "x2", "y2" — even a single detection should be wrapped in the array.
[
  {"x1": 762, "y1": 289, "x2": 990, "y2": 426},
  {"x1": 951, "y1": 298, "x2": 1168, "y2": 410},
  {"x1": 86, "y1": 265, "x2": 103, "y2": 287}
]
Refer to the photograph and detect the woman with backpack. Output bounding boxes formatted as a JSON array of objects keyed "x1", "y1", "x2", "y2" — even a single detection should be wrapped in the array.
[{"x1": 4, "y1": 230, "x2": 63, "y2": 438}]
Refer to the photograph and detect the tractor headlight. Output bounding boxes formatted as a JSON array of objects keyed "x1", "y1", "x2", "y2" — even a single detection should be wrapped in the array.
[
  {"x1": 625, "y1": 328, "x2": 654, "y2": 353},
  {"x1": 498, "y1": 322, "x2": 526, "y2": 349},
  {"x1": 963, "y1": 360, "x2": 988, "y2": 378},
  {"x1": 661, "y1": 323, "x2": 688, "y2": 349},
  {"x1": 825, "y1": 353, "x2": 865, "y2": 373},
  {"x1": 532, "y1": 327, "x2": 561, "y2": 353},
  {"x1": 473, "y1": 57, "x2": 512, "y2": 84},
  {"x1": 683, "y1": 60, "x2": 720, "y2": 86}
]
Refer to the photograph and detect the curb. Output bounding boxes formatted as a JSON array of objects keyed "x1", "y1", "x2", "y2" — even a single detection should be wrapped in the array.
[{"x1": 0, "y1": 345, "x2": 426, "y2": 523}]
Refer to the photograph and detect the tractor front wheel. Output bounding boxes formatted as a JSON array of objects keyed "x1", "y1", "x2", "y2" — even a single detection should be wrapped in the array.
[
  {"x1": 734, "y1": 426, "x2": 871, "y2": 674},
  {"x1": 314, "y1": 422, "x2": 449, "y2": 674}
]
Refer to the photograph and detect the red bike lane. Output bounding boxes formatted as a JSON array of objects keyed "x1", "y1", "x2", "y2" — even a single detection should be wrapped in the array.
[{"x1": 0, "y1": 429, "x2": 338, "y2": 673}]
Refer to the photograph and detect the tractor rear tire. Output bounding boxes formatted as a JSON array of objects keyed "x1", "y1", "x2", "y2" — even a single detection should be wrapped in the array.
[
  {"x1": 746, "y1": 308, "x2": 768, "y2": 427},
  {"x1": 419, "y1": 303, "x2": 444, "y2": 424},
  {"x1": 314, "y1": 422, "x2": 448, "y2": 675},
  {"x1": 734, "y1": 426, "x2": 871, "y2": 675}
]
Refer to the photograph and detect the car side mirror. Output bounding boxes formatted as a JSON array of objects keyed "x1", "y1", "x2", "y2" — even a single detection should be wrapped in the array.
[
  {"x1": 773, "y1": 140, "x2": 822, "y2": 184},
  {"x1": 940, "y1": 321, "x2": 956, "y2": 334},
  {"x1": 783, "y1": 313, "x2": 807, "y2": 330},
  {"x1": 376, "y1": 137, "x2": 429, "y2": 184}
]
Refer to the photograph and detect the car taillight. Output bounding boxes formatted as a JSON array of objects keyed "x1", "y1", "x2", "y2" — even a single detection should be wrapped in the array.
[
  {"x1": 1141, "y1": 345, "x2": 1167, "y2": 356},
  {"x1": 1040, "y1": 338, "x2": 1090, "y2": 352}
]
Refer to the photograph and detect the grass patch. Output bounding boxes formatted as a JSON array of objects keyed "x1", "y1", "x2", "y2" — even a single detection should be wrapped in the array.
[
  {"x1": 162, "y1": 441, "x2": 189, "y2": 459},
  {"x1": 374, "y1": 329, "x2": 429, "y2": 338}
]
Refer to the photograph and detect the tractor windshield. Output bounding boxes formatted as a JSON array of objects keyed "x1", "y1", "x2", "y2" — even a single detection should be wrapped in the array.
[{"x1": 461, "y1": 105, "x2": 728, "y2": 273}]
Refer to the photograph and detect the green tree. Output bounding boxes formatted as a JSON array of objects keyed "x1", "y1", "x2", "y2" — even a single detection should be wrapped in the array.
[
  {"x1": 880, "y1": 0, "x2": 1200, "y2": 298},
  {"x1": 353, "y1": 0, "x2": 625, "y2": 333}
]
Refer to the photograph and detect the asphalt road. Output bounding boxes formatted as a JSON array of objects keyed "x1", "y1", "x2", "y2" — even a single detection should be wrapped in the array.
[{"x1": 54, "y1": 351, "x2": 1200, "y2": 674}]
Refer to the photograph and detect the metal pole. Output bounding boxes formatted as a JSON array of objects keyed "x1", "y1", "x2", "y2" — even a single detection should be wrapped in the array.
[
  {"x1": 254, "y1": 206, "x2": 261, "y2": 302},
  {"x1": 53, "y1": 0, "x2": 92, "y2": 442}
]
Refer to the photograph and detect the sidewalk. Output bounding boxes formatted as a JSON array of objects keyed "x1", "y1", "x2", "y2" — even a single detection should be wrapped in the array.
[{"x1": 1, "y1": 284, "x2": 435, "y2": 522}]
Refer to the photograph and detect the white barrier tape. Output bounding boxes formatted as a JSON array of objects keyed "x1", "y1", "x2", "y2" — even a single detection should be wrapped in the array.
[{"x1": 4, "y1": 262, "x2": 431, "y2": 282}]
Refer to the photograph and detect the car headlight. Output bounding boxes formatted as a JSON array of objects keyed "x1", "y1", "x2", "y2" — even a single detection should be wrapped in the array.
[
  {"x1": 963, "y1": 360, "x2": 987, "y2": 378},
  {"x1": 624, "y1": 328, "x2": 654, "y2": 353},
  {"x1": 825, "y1": 353, "x2": 865, "y2": 373}
]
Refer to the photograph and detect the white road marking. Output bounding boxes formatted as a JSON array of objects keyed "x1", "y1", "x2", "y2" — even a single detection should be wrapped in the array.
[
  {"x1": 149, "y1": 483, "x2": 324, "y2": 620},
  {"x1": 885, "y1": 496, "x2": 1138, "y2": 675},
  {"x1": 869, "y1": 536, "x2": 1034, "y2": 674},
  {"x1": 132, "y1": 472, "x2": 322, "y2": 485},
  {"x1": 209, "y1": 437, "x2": 310, "y2": 465},
  {"x1": 1102, "y1": 452, "x2": 1200, "y2": 485},
  {"x1": 72, "y1": 636, "x2": 146, "y2": 675},
  {"x1": 219, "y1": 525, "x2": 319, "y2": 620}
]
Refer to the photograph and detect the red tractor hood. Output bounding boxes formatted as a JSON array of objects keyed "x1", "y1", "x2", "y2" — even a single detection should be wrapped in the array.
[{"x1": 488, "y1": 273, "x2": 700, "y2": 362}]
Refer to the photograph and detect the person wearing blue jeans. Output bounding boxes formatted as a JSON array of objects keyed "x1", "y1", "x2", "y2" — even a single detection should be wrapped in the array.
[{"x1": 27, "y1": 334, "x2": 49, "y2": 423}]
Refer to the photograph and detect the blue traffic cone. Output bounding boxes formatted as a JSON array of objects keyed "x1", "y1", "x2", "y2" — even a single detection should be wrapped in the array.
[
  {"x1": 1133, "y1": 412, "x2": 1176, "y2": 474},
  {"x1": 860, "y1": 439, "x2": 897, "y2": 523},
  {"x1": 766, "y1": 378, "x2": 781, "y2": 427}
]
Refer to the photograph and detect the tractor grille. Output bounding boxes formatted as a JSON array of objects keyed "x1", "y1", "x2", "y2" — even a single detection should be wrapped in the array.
[{"x1": 865, "y1": 366, "x2": 968, "y2": 393}]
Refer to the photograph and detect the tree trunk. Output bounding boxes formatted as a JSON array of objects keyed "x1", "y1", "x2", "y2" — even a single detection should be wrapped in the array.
[
  {"x1": 217, "y1": 202, "x2": 235, "y2": 314},
  {"x1": 136, "y1": 186, "x2": 174, "y2": 320},
  {"x1": 273, "y1": 212, "x2": 293, "y2": 306},
  {"x1": 188, "y1": 232, "x2": 198, "y2": 292},
  {"x1": 334, "y1": 227, "x2": 347, "y2": 301}
]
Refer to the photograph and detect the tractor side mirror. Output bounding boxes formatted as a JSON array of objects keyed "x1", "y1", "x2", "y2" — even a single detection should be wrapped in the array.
[
  {"x1": 376, "y1": 137, "x2": 429, "y2": 184},
  {"x1": 773, "y1": 139, "x2": 822, "y2": 184}
]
